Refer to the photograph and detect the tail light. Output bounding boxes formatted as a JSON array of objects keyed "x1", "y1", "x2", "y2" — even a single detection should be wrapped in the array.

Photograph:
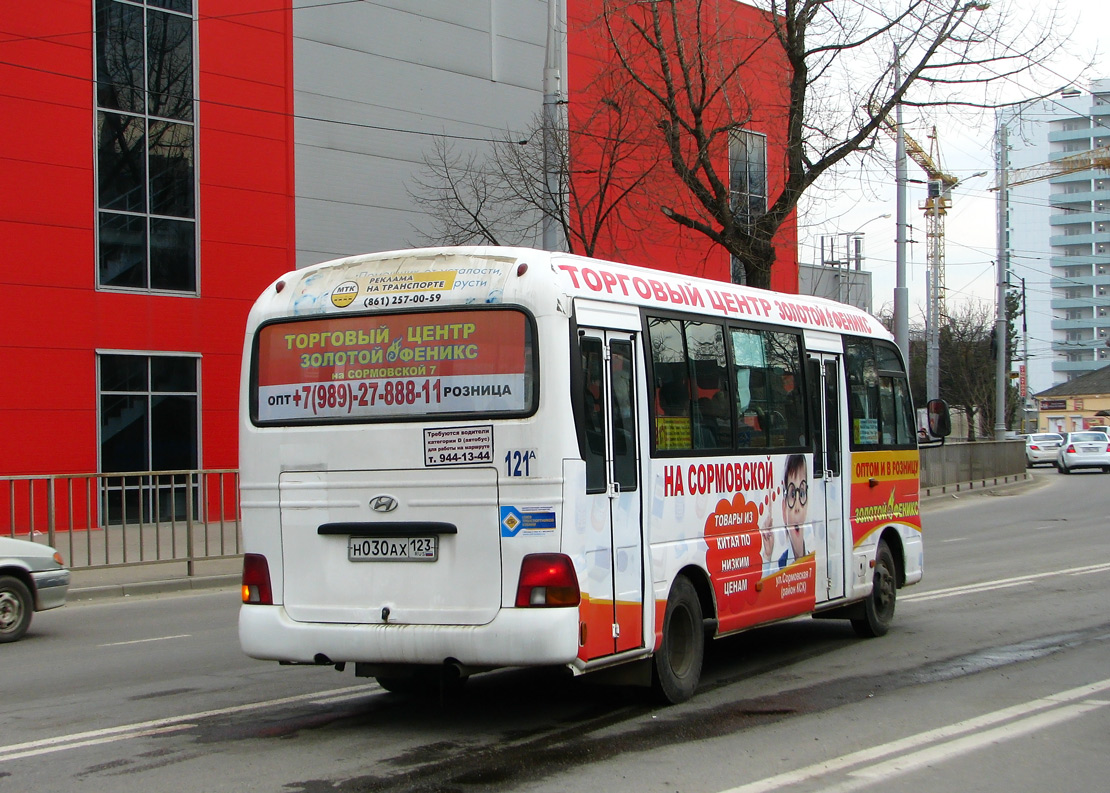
[
  {"x1": 242, "y1": 553, "x2": 273, "y2": 605},
  {"x1": 516, "y1": 553, "x2": 580, "y2": 607},
  {"x1": 1066, "y1": 444, "x2": 1076, "y2": 453},
  {"x1": 1029, "y1": 444, "x2": 1039, "y2": 451}
]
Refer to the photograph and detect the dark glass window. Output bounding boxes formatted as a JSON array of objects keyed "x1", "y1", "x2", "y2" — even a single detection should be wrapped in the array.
[
  {"x1": 148, "y1": 121, "x2": 194, "y2": 217},
  {"x1": 99, "y1": 211, "x2": 147, "y2": 288},
  {"x1": 95, "y1": 0, "x2": 144, "y2": 113},
  {"x1": 610, "y1": 340, "x2": 637, "y2": 491},
  {"x1": 581, "y1": 337, "x2": 607, "y2": 494},
  {"x1": 99, "y1": 353, "x2": 199, "y2": 522},
  {"x1": 845, "y1": 338, "x2": 916, "y2": 449},
  {"x1": 95, "y1": 0, "x2": 196, "y2": 293},
  {"x1": 729, "y1": 129, "x2": 767, "y2": 227},
  {"x1": 730, "y1": 327, "x2": 807, "y2": 450},
  {"x1": 147, "y1": 10, "x2": 194, "y2": 120},
  {"x1": 97, "y1": 112, "x2": 146, "y2": 213},
  {"x1": 100, "y1": 354, "x2": 198, "y2": 472},
  {"x1": 647, "y1": 315, "x2": 805, "y2": 456}
]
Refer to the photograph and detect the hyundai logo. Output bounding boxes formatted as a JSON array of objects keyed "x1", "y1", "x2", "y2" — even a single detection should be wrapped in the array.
[{"x1": 370, "y1": 495, "x2": 399, "y2": 513}]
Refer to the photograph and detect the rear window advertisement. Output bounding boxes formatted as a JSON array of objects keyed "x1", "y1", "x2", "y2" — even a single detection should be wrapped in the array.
[{"x1": 254, "y1": 310, "x2": 535, "y2": 423}]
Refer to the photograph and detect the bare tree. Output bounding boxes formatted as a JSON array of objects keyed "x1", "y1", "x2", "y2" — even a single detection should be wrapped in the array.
[
  {"x1": 409, "y1": 74, "x2": 661, "y2": 258},
  {"x1": 601, "y1": 0, "x2": 1076, "y2": 288},
  {"x1": 905, "y1": 296, "x2": 1020, "y2": 438}
]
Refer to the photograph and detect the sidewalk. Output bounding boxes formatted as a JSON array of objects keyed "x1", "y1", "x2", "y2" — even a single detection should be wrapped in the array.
[{"x1": 67, "y1": 557, "x2": 242, "y2": 602}]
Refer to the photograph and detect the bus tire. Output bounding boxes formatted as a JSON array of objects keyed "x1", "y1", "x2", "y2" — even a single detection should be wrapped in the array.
[
  {"x1": 852, "y1": 540, "x2": 896, "y2": 638},
  {"x1": 652, "y1": 575, "x2": 704, "y2": 704},
  {"x1": 0, "y1": 575, "x2": 33, "y2": 643}
]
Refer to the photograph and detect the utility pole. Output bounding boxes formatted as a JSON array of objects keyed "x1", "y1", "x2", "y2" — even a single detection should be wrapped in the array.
[
  {"x1": 541, "y1": 0, "x2": 564, "y2": 252},
  {"x1": 893, "y1": 48, "x2": 909, "y2": 367},
  {"x1": 1020, "y1": 276, "x2": 1029, "y2": 433},
  {"x1": 994, "y1": 124, "x2": 1010, "y2": 440}
]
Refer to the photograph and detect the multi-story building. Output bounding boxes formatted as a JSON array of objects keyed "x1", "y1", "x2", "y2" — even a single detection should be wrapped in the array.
[
  {"x1": 2, "y1": 2, "x2": 797, "y2": 498},
  {"x1": 999, "y1": 80, "x2": 1110, "y2": 393}
]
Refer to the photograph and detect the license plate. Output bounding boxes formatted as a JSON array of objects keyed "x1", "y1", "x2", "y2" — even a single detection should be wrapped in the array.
[{"x1": 347, "y1": 536, "x2": 438, "y2": 562}]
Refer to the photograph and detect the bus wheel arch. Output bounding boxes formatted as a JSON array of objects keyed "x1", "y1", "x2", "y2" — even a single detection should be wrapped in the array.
[
  {"x1": 652, "y1": 570, "x2": 710, "y2": 705},
  {"x1": 851, "y1": 532, "x2": 899, "y2": 638}
]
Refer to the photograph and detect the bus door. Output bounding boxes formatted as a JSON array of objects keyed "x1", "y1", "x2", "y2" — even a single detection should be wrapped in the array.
[
  {"x1": 807, "y1": 352, "x2": 845, "y2": 602},
  {"x1": 579, "y1": 328, "x2": 643, "y2": 657}
]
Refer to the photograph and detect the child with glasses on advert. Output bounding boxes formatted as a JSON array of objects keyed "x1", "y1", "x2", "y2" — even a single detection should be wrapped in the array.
[{"x1": 761, "y1": 454, "x2": 809, "y2": 577}]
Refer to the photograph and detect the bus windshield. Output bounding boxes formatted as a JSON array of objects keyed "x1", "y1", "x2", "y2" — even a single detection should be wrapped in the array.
[{"x1": 252, "y1": 308, "x2": 536, "y2": 424}]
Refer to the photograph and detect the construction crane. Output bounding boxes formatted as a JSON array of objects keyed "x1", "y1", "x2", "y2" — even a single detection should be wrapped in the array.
[
  {"x1": 876, "y1": 112, "x2": 966, "y2": 401},
  {"x1": 876, "y1": 115, "x2": 962, "y2": 321},
  {"x1": 989, "y1": 144, "x2": 1110, "y2": 190}
]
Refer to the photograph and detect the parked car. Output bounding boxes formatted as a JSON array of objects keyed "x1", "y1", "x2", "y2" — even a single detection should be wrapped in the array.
[
  {"x1": 1025, "y1": 432, "x2": 1064, "y2": 468},
  {"x1": 1055, "y1": 431, "x2": 1110, "y2": 475},
  {"x1": 0, "y1": 536, "x2": 70, "y2": 642},
  {"x1": 1086, "y1": 425, "x2": 1109, "y2": 436}
]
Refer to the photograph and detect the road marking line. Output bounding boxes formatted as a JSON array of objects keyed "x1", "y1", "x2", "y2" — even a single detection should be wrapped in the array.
[
  {"x1": 0, "y1": 726, "x2": 195, "y2": 763},
  {"x1": 902, "y1": 562, "x2": 1110, "y2": 603},
  {"x1": 98, "y1": 634, "x2": 192, "y2": 647},
  {"x1": 0, "y1": 683, "x2": 381, "y2": 764},
  {"x1": 816, "y1": 701, "x2": 1107, "y2": 793},
  {"x1": 310, "y1": 690, "x2": 380, "y2": 706},
  {"x1": 717, "y1": 677, "x2": 1110, "y2": 793}
]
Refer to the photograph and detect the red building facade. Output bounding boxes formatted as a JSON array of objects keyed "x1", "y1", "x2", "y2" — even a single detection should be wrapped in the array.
[
  {"x1": 1, "y1": 1, "x2": 795, "y2": 485},
  {"x1": 1, "y1": 2, "x2": 295, "y2": 479}
]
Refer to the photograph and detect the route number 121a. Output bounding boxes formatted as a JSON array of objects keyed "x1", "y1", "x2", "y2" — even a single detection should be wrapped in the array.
[{"x1": 504, "y1": 450, "x2": 536, "y2": 477}]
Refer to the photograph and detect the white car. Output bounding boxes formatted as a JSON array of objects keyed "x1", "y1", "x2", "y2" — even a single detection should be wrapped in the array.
[
  {"x1": 1055, "y1": 432, "x2": 1110, "y2": 475},
  {"x1": 0, "y1": 536, "x2": 70, "y2": 642},
  {"x1": 1025, "y1": 433, "x2": 1064, "y2": 467}
]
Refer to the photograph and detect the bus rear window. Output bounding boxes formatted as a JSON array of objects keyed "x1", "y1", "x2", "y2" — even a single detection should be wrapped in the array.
[{"x1": 252, "y1": 309, "x2": 536, "y2": 424}]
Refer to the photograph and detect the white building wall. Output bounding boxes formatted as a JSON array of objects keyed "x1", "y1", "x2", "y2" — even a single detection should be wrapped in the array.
[
  {"x1": 999, "y1": 101, "x2": 1056, "y2": 395},
  {"x1": 998, "y1": 79, "x2": 1110, "y2": 392},
  {"x1": 292, "y1": 0, "x2": 551, "y2": 267}
]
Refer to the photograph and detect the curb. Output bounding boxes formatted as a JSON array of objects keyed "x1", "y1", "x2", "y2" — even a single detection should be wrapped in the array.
[
  {"x1": 920, "y1": 472, "x2": 1039, "y2": 504},
  {"x1": 69, "y1": 573, "x2": 241, "y2": 602}
]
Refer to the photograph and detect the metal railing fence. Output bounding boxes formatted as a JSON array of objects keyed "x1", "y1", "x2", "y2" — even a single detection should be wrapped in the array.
[{"x1": 1, "y1": 469, "x2": 241, "y2": 575}]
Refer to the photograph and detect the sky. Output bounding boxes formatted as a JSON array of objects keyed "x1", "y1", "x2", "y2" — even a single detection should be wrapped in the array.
[{"x1": 796, "y1": 0, "x2": 1108, "y2": 327}]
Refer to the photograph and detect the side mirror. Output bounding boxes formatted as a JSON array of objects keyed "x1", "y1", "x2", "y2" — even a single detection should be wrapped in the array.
[{"x1": 927, "y1": 398, "x2": 952, "y2": 438}]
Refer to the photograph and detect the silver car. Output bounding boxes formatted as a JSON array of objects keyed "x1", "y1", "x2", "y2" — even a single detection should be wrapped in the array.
[
  {"x1": 1025, "y1": 432, "x2": 1064, "y2": 467},
  {"x1": 1056, "y1": 431, "x2": 1110, "y2": 475},
  {"x1": 0, "y1": 536, "x2": 70, "y2": 642}
]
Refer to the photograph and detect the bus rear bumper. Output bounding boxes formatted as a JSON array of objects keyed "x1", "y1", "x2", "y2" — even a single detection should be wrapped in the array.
[{"x1": 239, "y1": 604, "x2": 581, "y2": 668}]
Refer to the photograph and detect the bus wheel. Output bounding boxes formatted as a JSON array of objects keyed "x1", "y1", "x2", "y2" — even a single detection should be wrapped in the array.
[
  {"x1": 652, "y1": 576, "x2": 704, "y2": 704},
  {"x1": 852, "y1": 540, "x2": 896, "y2": 638}
]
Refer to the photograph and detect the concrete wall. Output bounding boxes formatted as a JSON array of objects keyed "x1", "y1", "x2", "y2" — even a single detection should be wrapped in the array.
[{"x1": 920, "y1": 440, "x2": 1026, "y2": 491}]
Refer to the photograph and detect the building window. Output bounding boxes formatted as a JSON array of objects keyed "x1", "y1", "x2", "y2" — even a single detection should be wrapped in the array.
[
  {"x1": 99, "y1": 353, "x2": 199, "y2": 521},
  {"x1": 729, "y1": 129, "x2": 767, "y2": 228},
  {"x1": 95, "y1": 0, "x2": 196, "y2": 293}
]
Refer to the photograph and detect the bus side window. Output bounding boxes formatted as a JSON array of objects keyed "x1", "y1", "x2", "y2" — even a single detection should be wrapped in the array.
[
  {"x1": 648, "y1": 318, "x2": 693, "y2": 452},
  {"x1": 610, "y1": 340, "x2": 637, "y2": 491},
  {"x1": 580, "y1": 337, "x2": 607, "y2": 493},
  {"x1": 845, "y1": 337, "x2": 914, "y2": 449}
]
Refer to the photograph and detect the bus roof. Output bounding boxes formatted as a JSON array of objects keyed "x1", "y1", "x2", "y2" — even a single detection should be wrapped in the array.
[{"x1": 249, "y1": 246, "x2": 891, "y2": 342}]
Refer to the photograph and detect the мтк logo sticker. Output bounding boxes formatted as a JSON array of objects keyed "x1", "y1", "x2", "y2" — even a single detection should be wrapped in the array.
[{"x1": 331, "y1": 281, "x2": 360, "y2": 308}]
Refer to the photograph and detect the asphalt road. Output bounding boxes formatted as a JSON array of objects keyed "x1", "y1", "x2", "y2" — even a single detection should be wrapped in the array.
[{"x1": 2, "y1": 468, "x2": 1108, "y2": 793}]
